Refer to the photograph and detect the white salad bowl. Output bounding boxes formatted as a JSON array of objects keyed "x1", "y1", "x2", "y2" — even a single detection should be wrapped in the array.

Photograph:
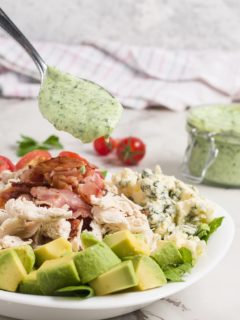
[{"x1": 0, "y1": 202, "x2": 234, "y2": 320}]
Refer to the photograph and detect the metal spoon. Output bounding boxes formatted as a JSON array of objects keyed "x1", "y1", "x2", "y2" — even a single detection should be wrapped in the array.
[
  {"x1": 0, "y1": 8, "x2": 47, "y2": 80},
  {"x1": 0, "y1": 8, "x2": 123, "y2": 143}
]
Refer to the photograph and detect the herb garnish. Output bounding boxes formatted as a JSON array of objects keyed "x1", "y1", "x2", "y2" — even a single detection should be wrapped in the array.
[{"x1": 17, "y1": 135, "x2": 63, "y2": 156}]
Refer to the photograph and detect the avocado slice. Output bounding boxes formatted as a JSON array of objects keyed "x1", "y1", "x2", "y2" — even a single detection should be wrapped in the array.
[
  {"x1": 0, "y1": 245, "x2": 35, "y2": 273},
  {"x1": 151, "y1": 241, "x2": 183, "y2": 269},
  {"x1": 74, "y1": 242, "x2": 120, "y2": 283},
  {"x1": 128, "y1": 255, "x2": 167, "y2": 290},
  {"x1": 19, "y1": 270, "x2": 42, "y2": 295},
  {"x1": 0, "y1": 250, "x2": 27, "y2": 292},
  {"x1": 37, "y1": 255, "x2": 80, "y2": 295},
  {"x1": 90, "y1": 261, "x2": 138, "y2": 295},
  {"x1": 81, "y1": 232, "x2": 100, "y2": 249},
  {"x1": 0, "y1": 244, "x2": 35, "y2": 273},
  {"x1": 34, "y1": 237, "x2": 72, "y2": 267},
  {"x1": 104, "y1": 230, "x2": 150, "y2": 258}
]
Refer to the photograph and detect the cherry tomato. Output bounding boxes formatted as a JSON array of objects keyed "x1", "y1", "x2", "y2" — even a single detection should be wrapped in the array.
[
  {"x1": 93, "y1": 137, "x2": 116, "y2": 156},
  {"x1": 16, "y1": 150, "x2": 51, "y2": 170},
  {"x1": 0, "y1": 156, "x2": 15, "y2": 172},
  {"x1": 116, "y1": 137, "x2": 146, "y2": 165}
]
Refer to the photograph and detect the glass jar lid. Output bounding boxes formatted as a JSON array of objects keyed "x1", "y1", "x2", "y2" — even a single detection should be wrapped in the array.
[{"x1": 187, "y1": 104, "x2": 240, "y2": 138}]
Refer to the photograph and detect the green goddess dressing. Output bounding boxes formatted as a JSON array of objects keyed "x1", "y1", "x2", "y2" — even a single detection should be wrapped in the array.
[
  {"x1": 38, "y1": 67, "x2": 123, "y2": 143},
  {"x1": 186, "y1": 104, "x2": 240, "y2": 187}
]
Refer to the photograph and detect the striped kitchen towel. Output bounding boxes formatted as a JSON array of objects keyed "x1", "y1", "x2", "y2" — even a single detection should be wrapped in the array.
[{"x1": 0, "y1": 37, "x2": 240, "y2": 111}]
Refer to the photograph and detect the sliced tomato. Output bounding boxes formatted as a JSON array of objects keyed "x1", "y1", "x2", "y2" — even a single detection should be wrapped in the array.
[
  {"x1": 16, "y1": 150, "x2": 51, "y2": 170},
  {"x1": 59, "y1": 151, "x2": 87, "y2": 161},
  {"x1": 58, "y1": 151, "x2": 96, "y2": 171},
  {"x1": 0, "y1": 156, "x2": 15, "y2": 172}
]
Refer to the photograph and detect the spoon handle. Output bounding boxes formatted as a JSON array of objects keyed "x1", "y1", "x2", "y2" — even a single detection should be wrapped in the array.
[{"x1": 0, "y1": 8, "x2": 47, "y2": 79}]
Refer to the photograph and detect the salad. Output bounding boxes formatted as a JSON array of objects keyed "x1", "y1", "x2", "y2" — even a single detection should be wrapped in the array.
[{"x1": 0, "y1": 151, "x2": 223, "y2": 298}]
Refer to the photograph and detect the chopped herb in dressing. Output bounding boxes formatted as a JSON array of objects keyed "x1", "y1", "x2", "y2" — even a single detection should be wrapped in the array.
[{"x1": 38, "y1": 67, "x2": 123, "y2": 143}]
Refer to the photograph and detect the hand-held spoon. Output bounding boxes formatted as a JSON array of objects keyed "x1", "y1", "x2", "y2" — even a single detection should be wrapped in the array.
[
  {"x1": 0, "y1": 8, "x2": 47, "y2": 80},
  {"x1": 0, "y1": 8, "x2": 123, "y2": 143}
]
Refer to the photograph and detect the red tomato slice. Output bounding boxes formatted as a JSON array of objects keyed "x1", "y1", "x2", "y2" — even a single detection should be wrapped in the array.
[
  {"x1": 0, "y1": 156, "x2": 15, "y2": 172},
  {"x1": 116, "y1": 137, "x2": 146, "y2": 165},
  {"x1": 93, "y1": 137, "x2": 116, "y2": 156},
  {"x1": 58, "y1": 151, "x2": 92, "y2": 168},
  {"x1": 16, "y1": 150, "x2": 51, "y2": 170},
  {"x1": 58, "y1": 151, "x2": 85, "y2": 160}
]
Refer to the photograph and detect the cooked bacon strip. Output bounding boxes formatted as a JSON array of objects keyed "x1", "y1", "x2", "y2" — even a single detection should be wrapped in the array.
[
  {"x1": 78, "y1": 172, "x2": 105, "y2": 204},
  {"x1": 1, "y1": 157, "x2": 105, "y2": 209},
  {"x1": 20, "y1": 157, "x2": 97, "y2": 191},
  {"x1": 0, "y1": 183, "x2": 32, "y2": 208},
  {"x1": 20, "y1": 157, "x2": 105, "y2": 203},
  {"x1": 69, "y1": 219, "x2": 81, "y2": 238},
  {"x1": 30, "y1": 187, "x2": 92, "y2": 218}
]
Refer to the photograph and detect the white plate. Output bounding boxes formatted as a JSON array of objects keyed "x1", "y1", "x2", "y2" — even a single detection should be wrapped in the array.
[{"x1": 0, "y1": 202, "x2": 234, "y2": 320}]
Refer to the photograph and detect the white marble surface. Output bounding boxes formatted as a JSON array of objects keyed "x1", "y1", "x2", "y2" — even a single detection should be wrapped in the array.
[
  {"x1": 0, "y1": 98, "x2": 239, "y2": 320},
  {"x1": 1, "y1": 0, "x2": 240, "y2": 49}
]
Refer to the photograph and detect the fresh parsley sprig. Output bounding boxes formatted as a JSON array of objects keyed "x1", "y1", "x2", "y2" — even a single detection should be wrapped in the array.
[{"x1": 17, "y1": 135, "x2": 64, "y2": 156}]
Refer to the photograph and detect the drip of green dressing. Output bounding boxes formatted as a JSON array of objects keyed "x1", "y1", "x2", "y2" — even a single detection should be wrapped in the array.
[{"x1": 38, "y1": 67, "x2": 123, "y2": 143}]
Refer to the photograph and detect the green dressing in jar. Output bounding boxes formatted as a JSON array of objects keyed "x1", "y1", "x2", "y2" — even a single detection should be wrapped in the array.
[{"x1": 183, "y1": 104, "x2": 240, "y2": 187}]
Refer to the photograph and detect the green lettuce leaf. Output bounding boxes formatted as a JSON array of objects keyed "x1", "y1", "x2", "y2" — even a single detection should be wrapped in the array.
[
  {"x1": 179, "y1": 247, "x2": 193, "y2": 264},
  {"x1": 164, "y1": 262, "x2": 192, "y2": 282},
  {"x1": 163, "y1": 247, "x2": 193, "y2": 282},
  {"x1": 196, "y1": 223, "x2": 210, "y2": 240},
  {"x1": 196, "y1": 217, "x2": 224, "y2": 242},
  {"x1": 54, "y1": 285, "x2": 94, "y2": 298}
]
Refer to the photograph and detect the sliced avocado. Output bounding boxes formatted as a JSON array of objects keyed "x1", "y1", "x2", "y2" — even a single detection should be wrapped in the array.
[
  {"x1": 19, "y1": 271, "x2": 42, "y2": 295},
  {"x1": 74, "y1": 242, "x2": 120, "y2": 283},
  {"x1": 151, "y1": 241, "x2": 183, "y2": 269},
  {"x1": 128, "y1": 255, "x2": 167, "y2": 290},
  {"x1": 0, "y1": 250, "x2": 27, "y2": 292},
  {"x1": 37, "y1": 255, "x2": 80, "y2": 295},
  {"x1": 104, "y1": 230, "x2": 150, "y2": 258},
  {"x1": 90, "y1": 261, "x2": 138, "y2": 295},
  {"x1": 0, "y1": 245, "x2": 35, "y2": 273},
  {"x1": 81, "y1": 232, "x2": 100, "y2": 249},
  {"x1": 34, "y1": 237, "x2": 72, "y2": 267}
]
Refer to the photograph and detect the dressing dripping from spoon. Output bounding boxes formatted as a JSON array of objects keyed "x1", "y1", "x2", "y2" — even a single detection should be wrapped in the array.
[{"x1": 0, "y1": 8, "x2": 123, "y2": 143}]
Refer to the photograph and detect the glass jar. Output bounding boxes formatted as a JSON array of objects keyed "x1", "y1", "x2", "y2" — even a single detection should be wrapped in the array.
[{"x1": 182, "y1": 104, "x2": 240, "y2": 187}]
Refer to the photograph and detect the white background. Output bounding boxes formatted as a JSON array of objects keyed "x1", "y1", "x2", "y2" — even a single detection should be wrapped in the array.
[{"x1": 1, "y1": 0, "x2": 240, "y2": 49}]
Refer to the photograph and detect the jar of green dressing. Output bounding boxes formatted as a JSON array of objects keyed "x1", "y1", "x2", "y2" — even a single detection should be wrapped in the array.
[{"x1": 182, "y1": 104, "x2": 240, "y2": 187}]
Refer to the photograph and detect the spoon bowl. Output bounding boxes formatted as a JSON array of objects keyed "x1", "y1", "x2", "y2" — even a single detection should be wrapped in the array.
[{"x1": 0, "y1": 8, "x2": 123, "y2": 143}]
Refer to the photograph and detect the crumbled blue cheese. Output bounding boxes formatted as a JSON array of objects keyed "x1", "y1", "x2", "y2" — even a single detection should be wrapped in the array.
[{"x1": 111, "y1": 165, "x2": 214, "y2": 258}]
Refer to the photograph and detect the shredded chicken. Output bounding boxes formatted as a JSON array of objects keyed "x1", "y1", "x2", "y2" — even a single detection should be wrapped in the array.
[
  {"x1": 0, "y1": 217, "x2": 40, "y2": 238},
  {"x1": 0, "y1": 170, "x2": 21, "y2": 191},
  {"x1": 5, "y1": 198, "x2": 72, "y2": 222},
  {"x1": 90, "y1": 220, "x2": 104, "y2": 241},
  {"x1": 0, "y1": 198, "x2": 73, "y2": 241},
  {"x1": 91, "y1": 192, "x2": 154, "y2": 246},
  {"x1": 40, "y1": 219, "x2": 71, "y2": 240},
  {"x1": 0, "y1": 209, "x2": 9, "y2": 224},
  {"x1": 0, "y1": 235, "x2": 32, "y2": 249}
]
